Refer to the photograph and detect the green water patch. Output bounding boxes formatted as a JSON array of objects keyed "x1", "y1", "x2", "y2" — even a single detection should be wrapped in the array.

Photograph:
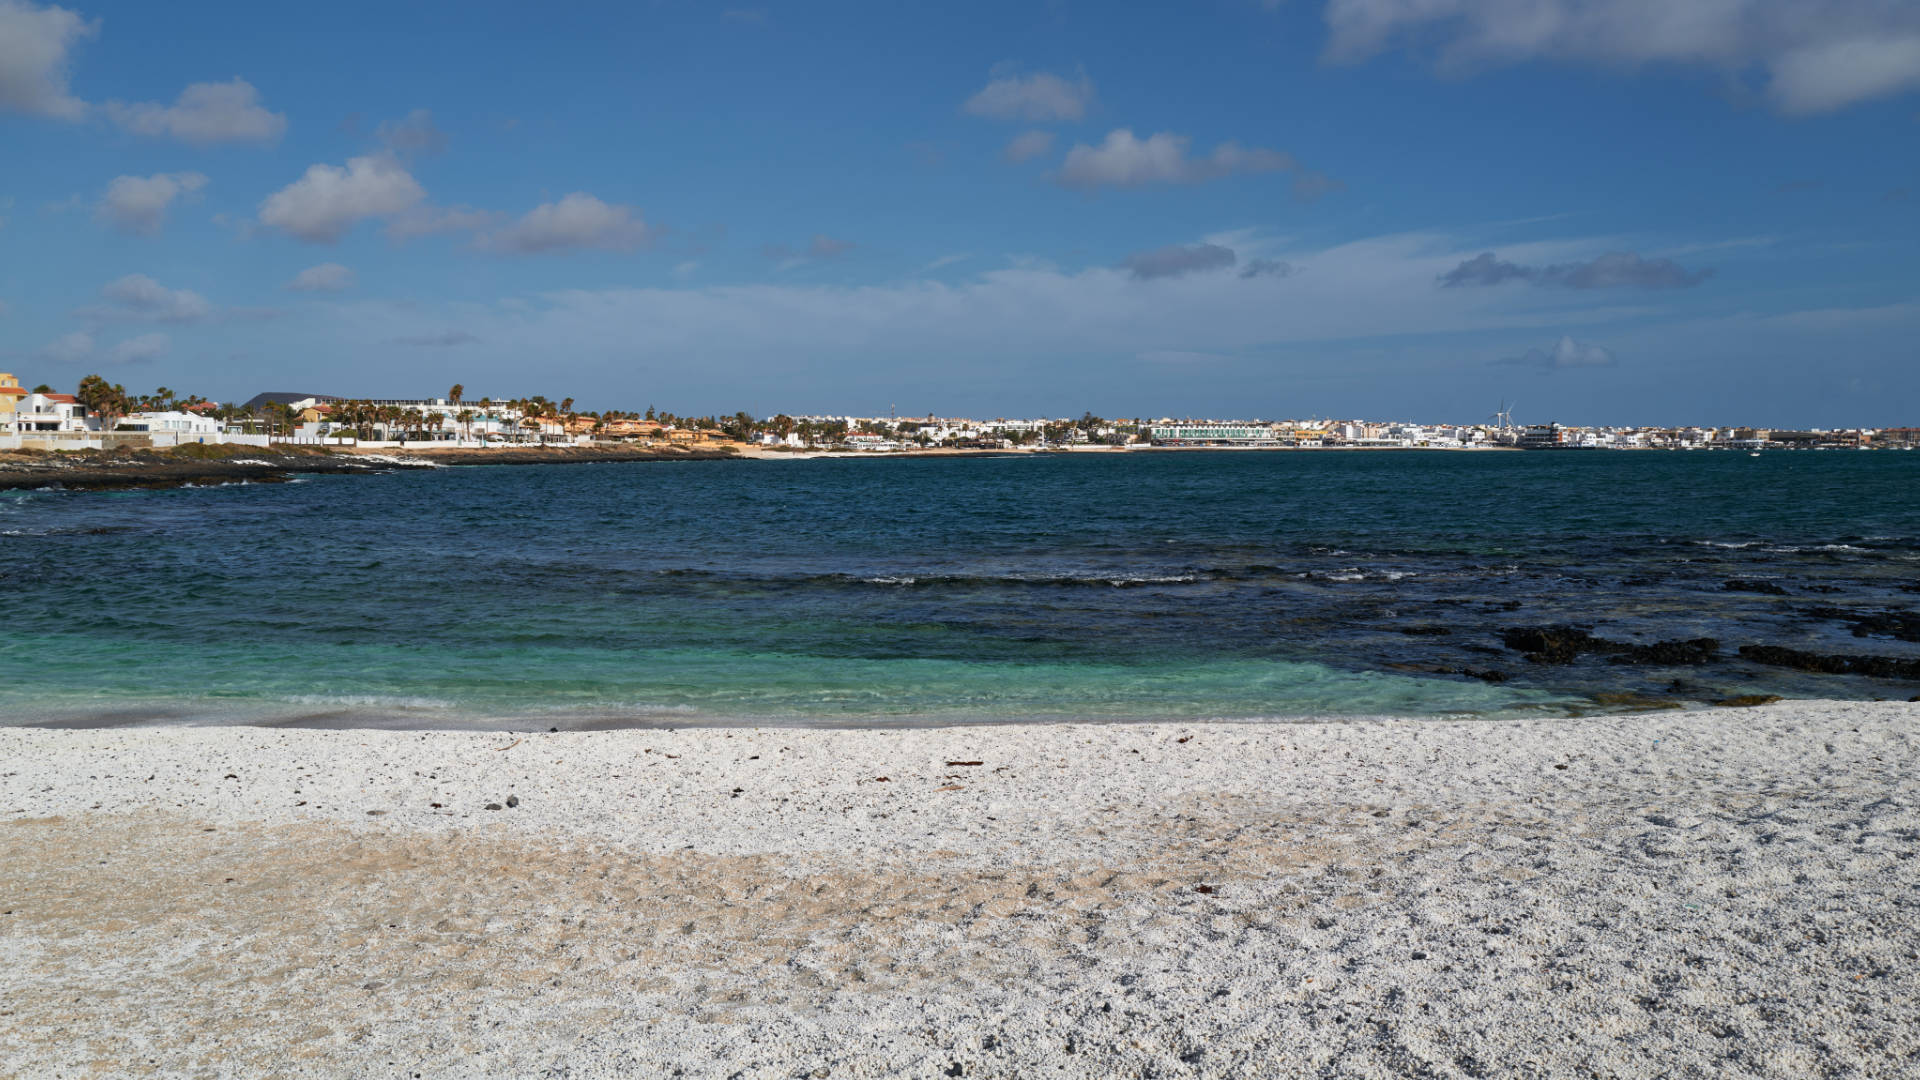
[{"x1": 0, "y1": 632, "x2": 1567, "y2": 727}]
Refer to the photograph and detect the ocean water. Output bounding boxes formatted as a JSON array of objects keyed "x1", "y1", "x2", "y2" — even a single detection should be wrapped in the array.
[{"x1": 2, "y1": 451, "x2": 1917, "y2": 728}]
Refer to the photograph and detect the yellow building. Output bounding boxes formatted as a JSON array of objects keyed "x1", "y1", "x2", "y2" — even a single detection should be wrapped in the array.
[{"x1": 0, "y1": 373, "x2": 27, "y2": 423}]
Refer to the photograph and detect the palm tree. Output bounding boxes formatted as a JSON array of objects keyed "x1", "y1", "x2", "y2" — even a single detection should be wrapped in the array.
[
  {"x1": 76, "y1": 374, "x2": 129, "y2": 432},
  {"x1": 449, "y1": 383, "x2": 464, "y2": 408}
]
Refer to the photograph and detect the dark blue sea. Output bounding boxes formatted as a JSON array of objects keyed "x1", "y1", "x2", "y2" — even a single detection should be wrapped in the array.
[{"x1": 3, "y1": 450, "x2": 1917, "y2": 728}]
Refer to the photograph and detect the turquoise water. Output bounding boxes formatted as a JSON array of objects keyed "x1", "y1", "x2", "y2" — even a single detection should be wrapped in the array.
[{"x1": 2, "y1": 451, "x2": 1916, "y2": 728}]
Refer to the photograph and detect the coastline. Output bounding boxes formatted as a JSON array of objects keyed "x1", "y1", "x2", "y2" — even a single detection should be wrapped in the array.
[
  {"x1": 2, "y1": 439, "x2": 1854, "y2": 493},
  {"x1": 4, "y1": 701, "x2": 1914, "y2": 1077},
  {"x1": 0, "y1": 442, "x2": 1487, "y2": 492},
  {"x1": 0, "y1": 443, "x2": 740, "y2": 492}
]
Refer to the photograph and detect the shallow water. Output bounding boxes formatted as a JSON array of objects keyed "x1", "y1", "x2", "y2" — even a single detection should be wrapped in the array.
[{"x1": 2, "y1": 450, "x2": 1916, "y2": 727}]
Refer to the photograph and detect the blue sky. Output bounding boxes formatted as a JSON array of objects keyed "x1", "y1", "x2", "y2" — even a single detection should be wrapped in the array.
[{"x1": 2, "y1": 0, "x2": 1917, "y2": 426}]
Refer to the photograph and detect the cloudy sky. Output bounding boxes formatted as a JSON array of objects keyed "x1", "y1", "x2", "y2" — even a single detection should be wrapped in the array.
[{"x1": 1, "y1": 0, "x2": 1916, "y2": 425}]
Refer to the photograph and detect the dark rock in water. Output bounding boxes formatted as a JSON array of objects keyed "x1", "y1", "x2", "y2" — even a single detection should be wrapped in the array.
[
  {"x1": 1715, "y1": 694, "x2": 1783, "y2": 707},
  {"x1": 1802, "y1": 606, "x2": 1920, "y2": 643},
  {"x1": 1612, "y1": 638, "x2": 1720, "y2": 666},
  {"x1": 1590, "y1": 691, "x2": 1684, "y2": 710},
  {"x1": 1503, "y1": 626, "x2": 1718, "y2": 667},
  {"x1": 1741, "y1": 645, "x2": 1852, "y2": 674},
  {"x1": 1738, "y1": 644, "x2": 1920, "y2": 680},
  {"x1": 1723, "y1": 579, "x2": 1789, "y2": 596},
  {"x1": 1501, "y1": 626, "x2": 1602, "y2": 664},
  {"x1": 1397, "y1": 661, "x2": 1509, "y2": 683}
]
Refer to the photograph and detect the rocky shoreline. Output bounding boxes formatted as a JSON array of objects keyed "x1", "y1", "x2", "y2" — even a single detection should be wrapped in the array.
[
  {"x1": 1492, "y1": 623, "x2": 1920, "y2": 696},
  {"x1": 0, "y1": 443, "x2": 738, "y2": 492}
]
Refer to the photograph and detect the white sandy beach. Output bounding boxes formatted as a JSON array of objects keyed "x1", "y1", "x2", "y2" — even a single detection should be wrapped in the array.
[{"x1": 2, "y1": 702, "x2": 1915, "y2": 1078}]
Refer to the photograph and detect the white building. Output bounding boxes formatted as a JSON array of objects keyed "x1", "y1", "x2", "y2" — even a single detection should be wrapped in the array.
[
  {"x1": 118, "y1": 410, "x2": 226, "y2": 437},
  {"x1": 1148, "y1": 422, "x2": 1278, "y2": 446},
  {"x1": 11, "y1": 393, "x2": 90, "y2": 432}
]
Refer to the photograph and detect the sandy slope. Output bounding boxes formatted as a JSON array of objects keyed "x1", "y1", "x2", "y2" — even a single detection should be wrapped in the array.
[{"x1": 2, "y1": 702, "x2": 1915, "y2": 1078}]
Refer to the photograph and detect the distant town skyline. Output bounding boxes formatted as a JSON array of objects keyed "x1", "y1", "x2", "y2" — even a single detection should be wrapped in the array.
[
  {"x1": 1, "y1": 1, "x2": 1917, "y2": 427},
  {"x1": 7, "y1": 370, "x2": 1908, "y2": 439}
]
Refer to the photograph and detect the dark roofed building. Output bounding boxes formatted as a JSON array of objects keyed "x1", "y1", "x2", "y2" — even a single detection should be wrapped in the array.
[{"x1": 242, "y1": 392, "x2": 340, "y2": 410}]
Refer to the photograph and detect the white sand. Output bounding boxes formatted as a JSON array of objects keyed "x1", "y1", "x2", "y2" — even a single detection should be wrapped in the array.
[{"x1": 2, "y1": 702, "x2": 1915, "y2": 1078}]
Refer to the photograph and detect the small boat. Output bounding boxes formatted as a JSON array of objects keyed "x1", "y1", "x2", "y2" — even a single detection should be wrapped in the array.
[{"x1": 1749, "y1": 452, "x2": 1761, "y2": 457}]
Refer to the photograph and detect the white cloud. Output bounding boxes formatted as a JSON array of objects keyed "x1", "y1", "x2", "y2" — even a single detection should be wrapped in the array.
[
  {"x1": 258, "y1": 155, "x2": 425, "y2": 242},
  {"x1": 1769, "y1": 35, "x2": 1920, "y2": 115},
  {"x1": 286, "y1": 262, "x2": 355, "y2": 293},
  {"x1": 0, "y1": 0, "x2": 96, "y2": 120},
  {"x1": 924, "y1": 253, "x2": 971, "y2": 272},
  {"x1": 335, "y1": 229, "x2": 1654, "y2": 371},
  {"x1": 1002, "y1": 129, "x2": 1055, "y2": 163},
  {"x1": 1756, "y1": 297, "x2": 1920, "y2": 331},
  {"x1": 1322, "y1": 0, "x2": 1920, "y2": 115},
  {"x1": 37, "y1": 329, "x2": 93, "y2": 362},
  {"x1": 80, "y1": 273, "x2": 212, "y2": 323},
  {"x1": 762, "y1": 233, "x2": 855, "y2": 269},
  {"x1": 36, "y1": 328, "x2": 168, "y2": 365},
  {"x1": 376, "y1": 108, "x2": 447, "y2": 156},
  {"x1": 963, "y1": 68, "x2": 1094, "y2": 122},
  {"x1": 385, "y1": 205, "x2": 501, "y2": 240},
  {"x1": 95, "y1": 171, "x2": 207, "y2": 236},
  {"x1": 1120, "y1": 243, "x2": 1237, "y2": 280},
  {"x1": 1057, "y1": 129, "x2": 1313, "y2": 191},
  {"x1": 1439, "y1": 250, "x2": 1712, "y2": 289},
  {"x1": 108, "y1": 331, "x2": 167, "y2": 364},
  {"x1": 1495, "y1": 335, "x2": 1616, "y2": 370},
  {"x1": 474, "y1": 193, "x2": 656, "y2": 255},
  {"x1": 105, "y1": 77, "x2": 285, "y2": 144},
  {"x1": 1240, "y1": 258, "x2": 1295, "y2": 279}
]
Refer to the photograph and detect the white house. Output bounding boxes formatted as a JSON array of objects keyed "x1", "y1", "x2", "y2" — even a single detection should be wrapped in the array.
[
  {"x1": 11, "y1": 393, "x2": 90, "y2": 432},
  {"x1": 117, "y1": 410, "x2": 227, "y2": 437}
]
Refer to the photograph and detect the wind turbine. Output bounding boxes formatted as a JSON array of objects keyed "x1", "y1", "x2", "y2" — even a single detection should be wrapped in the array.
[{"x1": 1488, "y1": 399, "x2": 1516, "y2": 430}]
